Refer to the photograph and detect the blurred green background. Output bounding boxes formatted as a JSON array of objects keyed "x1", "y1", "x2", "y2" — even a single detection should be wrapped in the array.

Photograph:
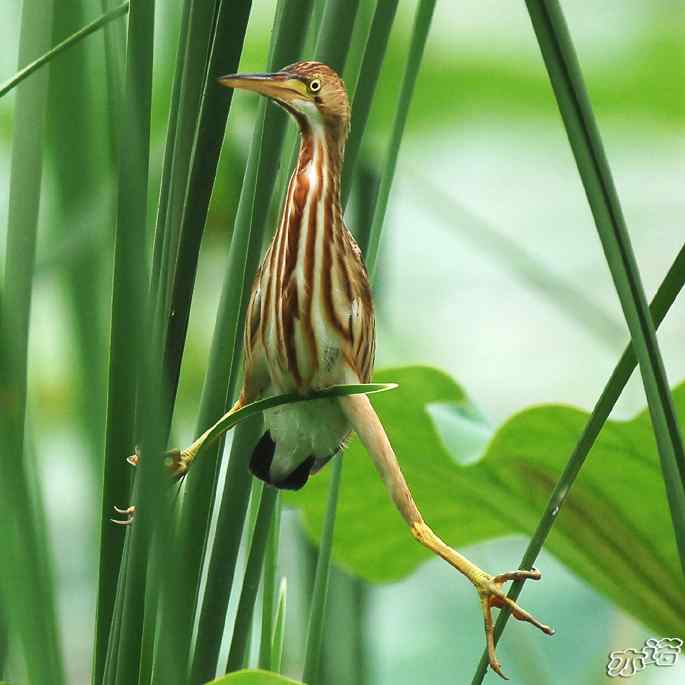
[{"x1": 1, "y1": 1, "x2": 683, "y2": 683}]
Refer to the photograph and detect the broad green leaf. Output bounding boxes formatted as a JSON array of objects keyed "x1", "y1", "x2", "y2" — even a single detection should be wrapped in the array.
[
  {"x1": 207, "y1": 669, "x2": 303, "y2": 685},
  {"x1": 288, "y1": 365, "x2": 685, "y2": 636}
]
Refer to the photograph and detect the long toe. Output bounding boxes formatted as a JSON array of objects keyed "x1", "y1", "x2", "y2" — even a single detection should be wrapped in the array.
[
  {"x1": 476, "y1": 568, "x2": 554, "y2": 680},
  {"x1": 111, "y1": 504, "x2": 136, "y2": 526}
]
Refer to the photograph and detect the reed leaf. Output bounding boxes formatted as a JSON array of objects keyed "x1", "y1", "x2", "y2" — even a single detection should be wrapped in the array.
[
  {"x1": 0, "y1": 1, "x2": 64, "y2": 683},
  {"x1": 301, "y1": 457, "x2": 343, "y2": 684},
  {"x1": 341, "y1": 0, "x2": 399, "y2": 205},
  {"x1": 162, "y1": 0, "x2": 253, "y2": 415},
  {"x1": 259, "y1": 495, "x2": 282, "y2": 671},
  {"x1": 92, "y1": 0, "x2": 130, "y2": 676},
  {"x1": 271, "y1": 579, "x2": 288, "y2": 674},
  {"x1": 186, "y1": 3, "x2": 317, "y2": 682},
  {"x1": 364, "y1": 0, "x2": 436, "y2": 274},
  {"x1": 525, "y1": 0, "x2": 685, "y2": 565},
  {"x1": 147, "y1": 3, "x2": 253, "y2": 679},
  {"x1": 226, "y1": 487, "x2": 279, "y2": 673},
  {"x1": 149, "y1": 0, "x2": 219, "y2": 398},
  {"x1": 100, "y1": 0, "x2": 126, "y2": 162},
  {"x1": 97, "y1": 1, "x2": 157, "y2": 683}
]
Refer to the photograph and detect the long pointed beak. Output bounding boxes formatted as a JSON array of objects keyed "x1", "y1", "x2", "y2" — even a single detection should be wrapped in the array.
[{"x1": 217, "y1": 71, "x2": 307, "y2": 102}]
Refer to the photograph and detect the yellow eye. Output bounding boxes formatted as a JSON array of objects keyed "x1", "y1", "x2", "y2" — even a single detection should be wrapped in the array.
[{"x1": 309, "y1": 79, "x2": 321, "y2": 93}]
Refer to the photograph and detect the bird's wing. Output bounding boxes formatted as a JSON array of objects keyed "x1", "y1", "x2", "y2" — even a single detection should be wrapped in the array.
[{"x1": 342, "y1": 227, "x2": 376, "y2": 383}]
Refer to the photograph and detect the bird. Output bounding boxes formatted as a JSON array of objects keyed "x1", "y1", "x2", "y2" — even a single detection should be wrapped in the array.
[{"x1": 123, "y1": 60, "x2": 553, "y2": 678}]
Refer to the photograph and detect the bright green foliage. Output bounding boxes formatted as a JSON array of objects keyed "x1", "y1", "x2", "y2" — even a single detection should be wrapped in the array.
[
  {"x1": 206, "y1": 670, "x2": 303, "y2": 685},
  {"x1": 289, "y1": 365, "x2": 685, "y2": 636}
]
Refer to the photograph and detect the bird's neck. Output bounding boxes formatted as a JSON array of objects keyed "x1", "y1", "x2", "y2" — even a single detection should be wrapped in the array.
[{"x1": 291, "y1": 119, "x2": 345, "y2": 225}]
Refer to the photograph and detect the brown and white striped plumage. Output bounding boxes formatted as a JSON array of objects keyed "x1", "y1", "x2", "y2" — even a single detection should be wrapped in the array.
[
  {"x1": 152, "y1": 62, "x2": 554, "y2": 677},
  {"x1": 230, "y1": 62, "x2": 375, "y2": 486}
]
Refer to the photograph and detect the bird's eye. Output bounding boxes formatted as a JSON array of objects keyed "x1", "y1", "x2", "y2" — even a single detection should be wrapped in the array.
[{"x1": 309, "y1": 79, "x2": 321, "y2": 93}]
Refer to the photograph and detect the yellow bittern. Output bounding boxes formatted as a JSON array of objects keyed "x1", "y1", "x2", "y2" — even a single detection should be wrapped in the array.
[{"x1": 123, "y1": 61, "x2": 553, "y2": 677}]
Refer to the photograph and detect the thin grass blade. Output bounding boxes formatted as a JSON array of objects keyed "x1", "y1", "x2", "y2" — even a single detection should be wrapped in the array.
[
  {"x1": 91, "y1": 0, "x2": 130, "y2": 675},
  {"x1": 185, "y1": 3, "x2": 317, "y2": 681},
  {"x1": 341, "y1": 0, "x2": 399, "y2": 205},
  {"x1": 225, "y1": 487, "x2": 279, "y2": 673},
  {"x1": 301, "y1": 457, "x2": 343, "y2": 684},
  {"x1": 271, "y1": 578, "x2": 287, "y2": 674},
  {"x1": 363, "y1": 0, "x2": 437, "y2": 270},
  {"x1": 161, "y1": 0, "x2": 253, "y2": 418},
  {"x1": 98, "y1": 0, "x2": 157, "y2": 683},
  {"x1": 259, "y1": 496, "x2": 282, "y2": 670},
  {"x1": 146, "y1": 4, "x2": 253, "y2": 679}
]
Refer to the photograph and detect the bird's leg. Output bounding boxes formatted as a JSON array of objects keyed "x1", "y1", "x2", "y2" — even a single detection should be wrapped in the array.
[
  {"x1": 339, "y1": 394, "x2": 554, "y2": 679},
  {"x1": 115, "y1": 399, "x2": 244, "y2": 526},
  {"x1": 126, "y1": 398, "x2": 244, "y2": 479},
  {"x1": 164, "y1": 398, "x2": 243, "y2": 478}
]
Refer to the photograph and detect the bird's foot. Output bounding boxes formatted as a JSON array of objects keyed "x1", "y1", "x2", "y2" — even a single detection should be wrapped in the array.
[
  {"x1": 472, "y1": 567, "x2": 554, "y2": 679},
  {"x1": 125, "y1": 444, "x2": 189, "y2": 479},
  {"x1": 163, "y1": 447, "x2": 189, "y2": 480},
  {"x1": 111, "y1": 505, "x2": 136, "y2": 525},
  {"x1": 410, "y1": 521, "x2": 552, "y2": 679}
]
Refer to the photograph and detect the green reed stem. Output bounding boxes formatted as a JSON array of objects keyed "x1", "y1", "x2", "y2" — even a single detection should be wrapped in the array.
[
  {"x1": 302, "y1": 457, "x2": 343, "y2": 683},
  {"x1": 225, "y1": 487, "x2": 278, "y2": 673},
  {"x1": 365, "y1": 0, "x2": 437, "y2": 276},
  {"x1": 186, "y1": 3, "x2": 315, "y2": 681}
]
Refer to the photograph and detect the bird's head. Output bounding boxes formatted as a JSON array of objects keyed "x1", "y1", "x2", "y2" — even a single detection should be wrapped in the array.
[{"x1": 219, "y1": 60, "x2": 350, "y2": 141}]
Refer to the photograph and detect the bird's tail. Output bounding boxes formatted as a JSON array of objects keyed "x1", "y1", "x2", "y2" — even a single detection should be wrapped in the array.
[{"x1": 249, "y1": 431, "x2": 315, "y2": 491}]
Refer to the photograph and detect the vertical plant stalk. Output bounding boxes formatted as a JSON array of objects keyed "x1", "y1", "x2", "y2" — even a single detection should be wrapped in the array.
[
  {"x1": 525, "y1": 0, "x2": 685, "y2": 562},
  {"x1": 149, "y1": 2, "x2": 254, "y2": 680},
  {"x1": 271, "y1": 578, "x2": 288, "y2": 673},
  {"x1": 341, "y1": 0, "x2": 399, "y2": 205},
  {"x1": 364, "y1": 0, "x2": 437, "y2": 275},
  {"x1": 98, "y1": 0, "x2": 156, "y2": 683},
  {"x1": 225, "y1": 487, "x2": 278, "y2": 673},
  {"x1": 259, "y1": 495, "x2": 282, "y2": 670},
  {"x1": 182, "y1": 2, "x2": 314, "y2": 681},
  {"x1": 471, "y1": 243, "x2": 685, "y2": 683},
  {"x1": 162, "y1": 0, "x2": 253, "y2": 416},
  {"x1": 0, "y1": 0, "x2": 64, "y2": 683},
  {"x1": 302, "y1": 457, "x2": 343, "y2": 684},
  {"x1": 100, "y1": 0, "x2": 127, "y2": 164},
  {"x1": 92, "y1": 0, "x2": 134, "y2": 678},
  {"x1": 149, "y1": 0, "x2": 219, "y2": 402}
]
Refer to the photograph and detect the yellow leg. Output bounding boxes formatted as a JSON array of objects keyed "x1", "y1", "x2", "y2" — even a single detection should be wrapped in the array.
[
  {"x1": 164, "y1": 398, "x2": 243, "y2": 478},
  {"x1": 114, "y1": 398, "x2": 244, "y2": 525},
  {"x1": 340, "y1": 394, "x2": 554, "y2": 680}
]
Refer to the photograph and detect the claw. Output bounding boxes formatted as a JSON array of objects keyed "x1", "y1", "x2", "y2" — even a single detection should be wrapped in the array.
[
  {"x1": 111, "y1": 505, "x2": 136, "y2": 526},
  {"x1": 478, "y1": 567, "x2": 554, "y2": 679},
  {"x1": 127, "y1": 445, "x2": 141, "y2": 466},
  {"x1": 163, "y1": 448, "x2": 187, "y2": 480}
]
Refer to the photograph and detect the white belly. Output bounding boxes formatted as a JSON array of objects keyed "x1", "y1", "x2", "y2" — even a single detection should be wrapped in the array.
[{"x1": 264, "y1": 397, "x2": 350, "y2": 482}]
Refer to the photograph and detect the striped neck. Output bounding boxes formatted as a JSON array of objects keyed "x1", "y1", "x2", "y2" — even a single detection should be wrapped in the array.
[{"x1": 289, "y1": 112, "x2": 345, "y2": 226}]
